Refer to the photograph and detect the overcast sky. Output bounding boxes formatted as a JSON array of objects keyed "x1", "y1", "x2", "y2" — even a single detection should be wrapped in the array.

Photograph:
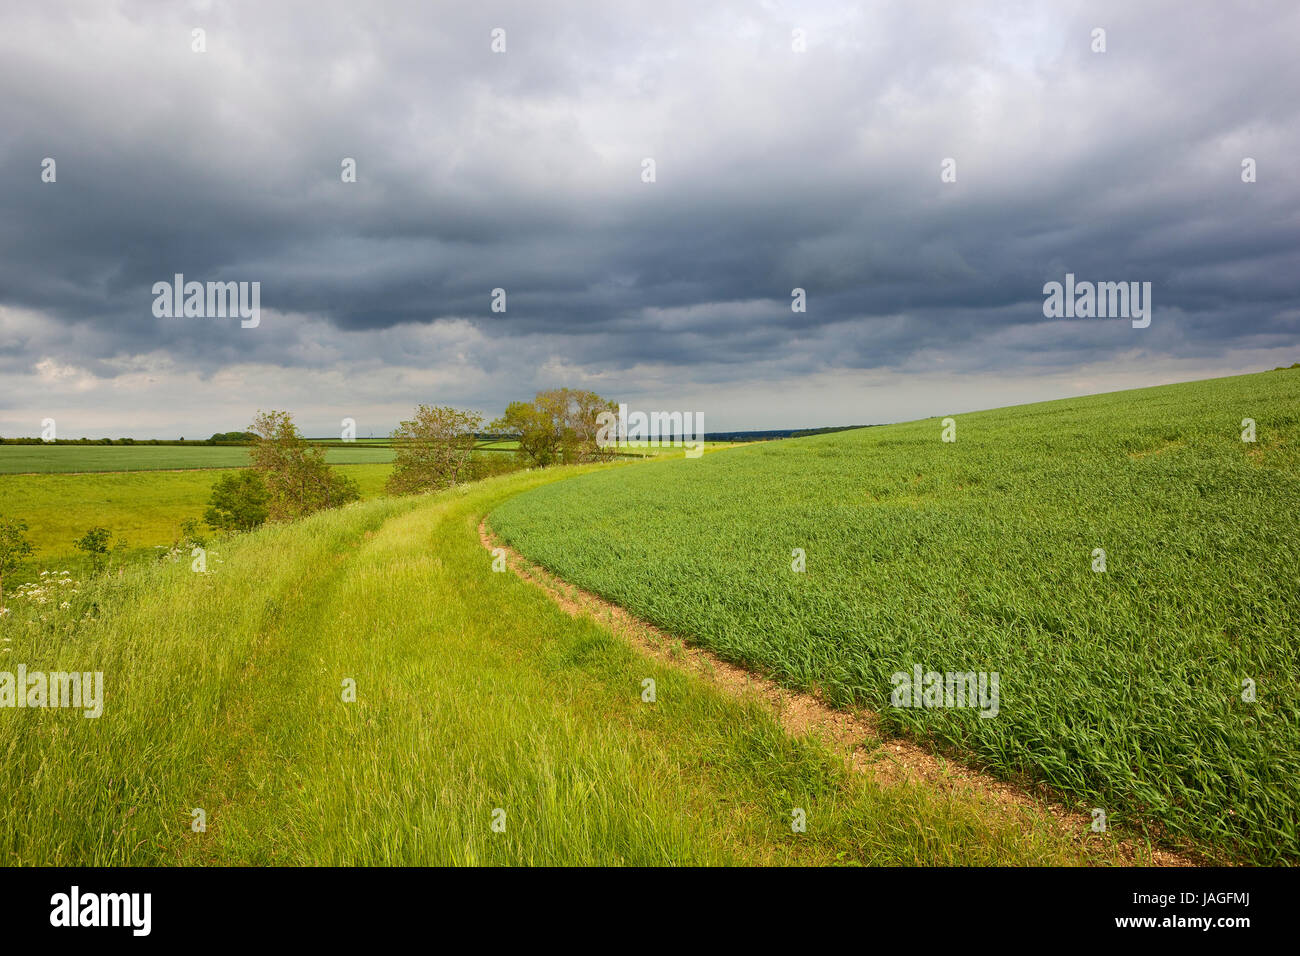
[{"x1": 2, "y1": 0, "x2": 1298, "y2": 437}]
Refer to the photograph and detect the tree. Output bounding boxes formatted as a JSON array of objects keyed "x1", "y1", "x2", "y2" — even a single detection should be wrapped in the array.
[
  {"x1": 386, "y1": 405, "x2": 484, "y2": 495},
  {"x1": 75, "y1": 526, "x2": 113, "y2": 571},
  {"x1": 204, "y1": 469, "x2": 270, "y2": 532},
  {"x1": 493, "y1": 400, "x2": 559, "y2": 466},
  {"x1": 248, "y1": 410, "x2": 360, "y2": 521},
  {"x1": 490, "y1": 389, "x2": 617, "y2": 467},
  {"x1": 0, "y1": 517, "x2": 33, "y2": 610}
]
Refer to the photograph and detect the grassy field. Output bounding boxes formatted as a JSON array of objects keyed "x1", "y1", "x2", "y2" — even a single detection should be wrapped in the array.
[
  {"x1": 0, "y1": 440, "x2": 735, "y2": 565},
  {"x1": 0, "y1": 466, "x2": 1141, "y2": 866},
  {"x1": 489, "y1": 369, "x2": 1300, "y2": 864},
  {"x1": 0, "y1": 464, "x2": 393, "y2": 564}
]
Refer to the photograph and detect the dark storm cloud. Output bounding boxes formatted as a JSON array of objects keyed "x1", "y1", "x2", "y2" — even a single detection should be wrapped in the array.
[{"x1": 1, "y1": 0, "x2": 1298, "y2": 433}]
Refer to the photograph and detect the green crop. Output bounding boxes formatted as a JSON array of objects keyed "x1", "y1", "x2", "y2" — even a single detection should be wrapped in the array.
[{"x1": 491, "y1": 369, "x2": 1300, "y2": 863}]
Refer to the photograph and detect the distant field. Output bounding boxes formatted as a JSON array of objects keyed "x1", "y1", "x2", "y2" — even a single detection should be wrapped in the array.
[
  {"x1": 310, "y1": 437, "x2": 521, "y2": 450},
  {"x1": 490, "y1": 369, "x2": 1300, "y2": 863},
  {"x1": 0, "y1": 438, "x2": 671, "y2": 474},
  {"x1": 0, "y1": 463, "x2": 393, "y2": 564},
  {"x1": 0, "y1": 445, "x2": 396, "y2": 474},
  {"x1": 305, "y1": 437, "x2": 397, "y2": 445},
  {"x1": 0, "y1": 439, "x2": 717, "y2": 565}
]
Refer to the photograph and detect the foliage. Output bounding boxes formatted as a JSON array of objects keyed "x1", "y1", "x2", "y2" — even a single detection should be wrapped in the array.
[
  {"x1": 0, "y1": 515, "x2": 33, "y2": 607},
  {"x1": 74, "y1": 526, "x2": 112, "y2": 556},
  {"x1": 179, "y1": 518, "x2": 207, "y2": 548},
  {"x1": 386, "y1": 405, "x2": 483, "y2": 495},
  {"x1": 490, "y1": 388, "x2": 617, "y2": 467},
  {"x1": 249, "y1": 410, "x2": 361, "y2": 521},
  {"x1": 73, "y1": 526, "x2": 116, "y2": 572},
  {"x1": 204, "y1": 469, "x2": 270, "y2": 532}
]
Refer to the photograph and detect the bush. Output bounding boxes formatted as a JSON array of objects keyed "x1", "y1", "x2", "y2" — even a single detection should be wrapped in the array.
[
  {"x1": 204, "y1": 470, "x2": 270, "y2": 533},
  {"x1": 468, "y1": 454, "x2": 525, "y2": 482},
  {"x1": 74, "y1": 527, "x2": 115, "y2": 571},
  {"x1": 0, "y1": 516, "x2": 33, "y2": 609}
]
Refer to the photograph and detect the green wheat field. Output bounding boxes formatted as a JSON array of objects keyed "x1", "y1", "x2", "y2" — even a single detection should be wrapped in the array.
[{"x1": 491, "y1": 369, "x2": 1300, "y2": 864}]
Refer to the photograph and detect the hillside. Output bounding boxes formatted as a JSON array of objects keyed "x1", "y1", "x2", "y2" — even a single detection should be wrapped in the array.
[{"x1": 489, "y1": 369, "x2": 1300, "y2": 863}]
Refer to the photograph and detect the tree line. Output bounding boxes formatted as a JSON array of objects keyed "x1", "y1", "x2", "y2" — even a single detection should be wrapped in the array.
[
  {"x1": 0, "y1": 389, "x2": 619, "y2": 598},
  {"x1": 205, "y1": 388, "x2": 617, "y2": 533}
]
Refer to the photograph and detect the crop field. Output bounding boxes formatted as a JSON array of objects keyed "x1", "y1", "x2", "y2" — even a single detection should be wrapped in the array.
[
  {"x1": 0, "y1": 467, "x2": 1147, "y2": 866},
  {"x1": 489, "y1": 369, "x2": 1300, "y2": 864}
]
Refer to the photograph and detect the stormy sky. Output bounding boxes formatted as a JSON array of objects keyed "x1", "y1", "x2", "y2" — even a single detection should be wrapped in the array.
[{"x1": 2, "y1": 0, "x2": 1298, "y2": 437}]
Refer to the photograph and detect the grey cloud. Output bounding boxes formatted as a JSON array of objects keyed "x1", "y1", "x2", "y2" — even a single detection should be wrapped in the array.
[{"x1": 0, "y1": 0, "x2": 1297, "y2": 434}]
